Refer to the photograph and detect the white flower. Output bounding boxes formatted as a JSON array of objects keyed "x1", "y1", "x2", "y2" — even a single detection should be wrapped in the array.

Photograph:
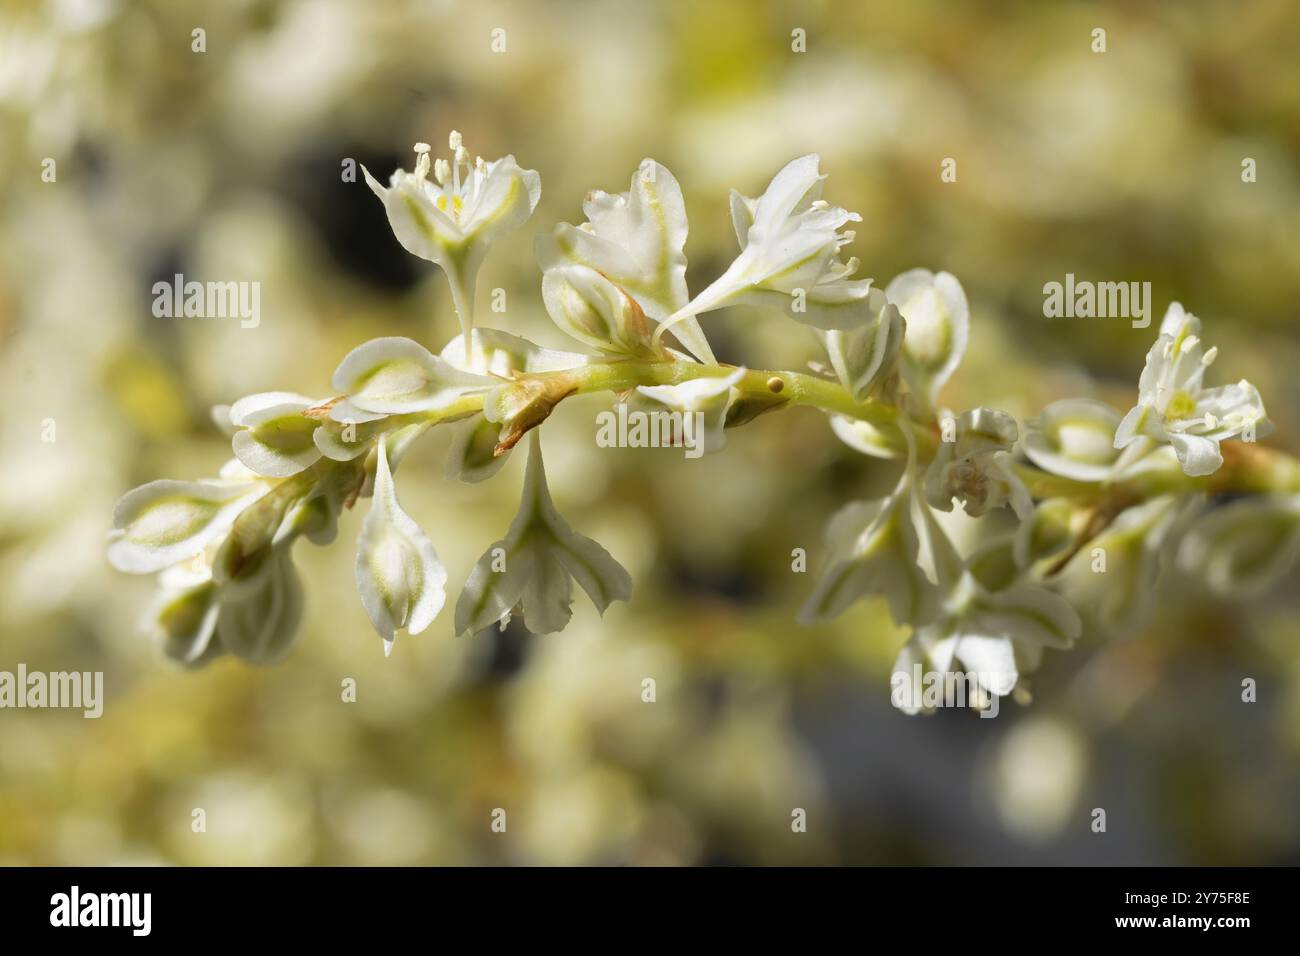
[
  {"x1": 455, "y1": 433, "x2": 632, "y2": 636},
  {"x1": 536, "y1": 159, "x2": 716, "y2": 364},
  {"x1": 655, "y1": 154, "x2": 874, "y2": 340},
  {"x1": 634, "y1": 367, "x2": 747, "y2": 456},
  {"x1": 819, "y1": 286, "x2": 905, "y2": 402},
  {"x1": 925, "y1": 407, "x2": 1031, "y2": 520},
  {"x1": 363, "y1": 133, "x2": 540, "y2": 346},
  {"x1": 802, "y1": 453, "x2": 1079, "y2": 709},
  {"x1": 541, "y1": 263, "x2": 659, "y2": 358},
  {"x1": 445, "y1": 415, "x2": 509, "y2": 484},
  {"x1": 1114, "y1": 303, "x2": 1269, "y2": 477},
  {"x1": 354, "y1": 436, "x2": 448, "y2": 655},
  {"x1": 885, "y1": 268, "x2": 969, "y2": 411},
  {"x1": 798, "y1": 483, "x2": 937, "y2": 627},
  {"x1": 331, "y1": 336, "x2": 495, "y2": 415},
  {"x1": 890, "y1": 504, "x2": 1080, "y2": 713},
  {"x1": 229, "y1": 391, "x2": 322, "y2": 478},
  {"x1": 1177, "y1": 493, "x2": 1300, "y2": 597},
  {"x1": 149, "y1": 564, "x2": 221, "y2": 667},
  {"x1": 215, "y1": 547, "x2": 304, "y2": 665},
  {"x1": 108, "y1": 479, "x2": 265, "y2": 574},
  {"x1": 1024, "y1": 399, "x2": 1142, "y2": 482}
]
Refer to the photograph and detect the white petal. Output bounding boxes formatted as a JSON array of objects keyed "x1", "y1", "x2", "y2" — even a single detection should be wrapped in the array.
[
  {"x1": 734, "y1": 276, "x2": 879, "y2": 331},
  {"x1": 439, "y1": 327, "x2": 588, "y2": 376},
  {"x1": 829, "y1": 414, "x2": 901, "y2": 459},
  {"x1": 313, "y1": 420, "x2": 374, "y2": 462},
  {"x1": 332, "y1": 336, "x2": 494, "y2": 414},
  {"x1": 362, "y1": 165, "x2": 460, "y2": 260},
  {"x1": 454, "y1": 433, "x2": 631, "y2": 636},
  {"x1": 151, "y1": 580, "x2": 221, "y2": 667},
  {"x1": 232, "y1": 402, "x2": 322, "y2": 478},
  {"x1": 1112, "y1": 403, "x2": 1151, "y2": 449},
  {"x1": 327, "y1": 399, "x2": 388, "y2": 425},
  {"x1": 108, "y1": 480, "x2": 263, "y2": 574},
  {"x1": 887, "y1": 269, "x2": 969, "y2": 406},
  {"x1": 949, "y1": 633, "x2": 1018, "y2": 697},
  {"x1": 1024, "y1": 398, "x2": 1123, "y2": 481},
  {"x1": 799, "y1": 488, "x2": 933, "y2": 626},
  {"x1": 459, "y1": 155, "x2": 541, "y2": 239},
  {"x1": 822, "y1": 292, "x2": 902, "y2": 399},
  {"x1": 1158, "y1": 301, "x2": 1201, "y2": 339},
  {"x1": 228, "y1": 391, "x2": 316, "y2": 427},
  {"x1": 729, "y1": 189, "x2": 757, "y2": 249},
  {"x1": 1168, "y1": 431, "x2": 1223, "y2": 477},
  {"x1": 636, "y1": 367, "x2": 745, "y2": 411},
  {"x1": 976, "y1": 582, "x2": 1082, "y2": 650},
  {"x1": 748, "y1": 154, "x2": 824, "y2": 242},
  {"x1": 542, "y1": 264, "x2": 656, "y2": 356},
  {"x1": 454, "y1": 540, "x2": 530, "y2": 637},
  {"x1": 446, "y1": 414, "x2": 511, "y2": 483},
  {"x1": 217, "y1": 551, "x2": 304, "y2": 665}
]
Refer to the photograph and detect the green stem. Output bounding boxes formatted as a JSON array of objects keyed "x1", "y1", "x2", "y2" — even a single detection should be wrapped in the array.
[
  {"x1": 330, "y1": 355, "x2": 1300, "y2": 513},
  {"x1": 538, "y1": 358, "x2": 931, "y2": 454}
]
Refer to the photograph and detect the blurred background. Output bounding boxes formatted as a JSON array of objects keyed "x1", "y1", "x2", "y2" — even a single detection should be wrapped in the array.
[{"x1": 2, "y1": 0, "x2": 1300, "y2": 865}]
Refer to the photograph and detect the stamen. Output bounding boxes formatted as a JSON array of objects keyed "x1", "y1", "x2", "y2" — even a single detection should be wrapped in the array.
[
  {"x1": 413, "y1": 142, "x2": 431, "y2": 155},
  {"x1": 453, "y1": 146, "x2": 466, "y2": 195},
  {"x1": 433, "y1": 158, "x2": 450, "y2": 186},
  {"x1": 448, "y1": 130, "x2": 463, "y2": 151},
  {"x1": 1202, "y1": 346, "x2": 1218, "y2": 366}
]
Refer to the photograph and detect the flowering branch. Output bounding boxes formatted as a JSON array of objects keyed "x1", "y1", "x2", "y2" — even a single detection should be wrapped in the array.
[{"x1": 109, "y1": 130, "x2": 1300, "y2": 715}]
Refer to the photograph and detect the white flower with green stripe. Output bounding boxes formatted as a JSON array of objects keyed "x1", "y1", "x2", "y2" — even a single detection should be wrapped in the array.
[
  {"x1": 354, "y1": 436, "x2": 448, "y2": 655},
  {"x1": 229, "y1": 391, "x2": 323, "y2": 478},
  {"x1": 455, "y1": 433, "x2": 632, "y2": 636},
  {"x1": 536, "y1": 159, "x2": 716, "y2": 364},
  {"x1": 108, "y1": 479, "x2": 266, "y2": 574},
  {"x1": 363, "y1": 132, "x2": 540, "y2": 349}
]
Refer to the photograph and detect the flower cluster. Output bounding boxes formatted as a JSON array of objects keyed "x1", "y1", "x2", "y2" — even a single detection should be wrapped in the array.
[{"x1": 110, "y1": 133, "x2": 1295, "y2": 715}]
